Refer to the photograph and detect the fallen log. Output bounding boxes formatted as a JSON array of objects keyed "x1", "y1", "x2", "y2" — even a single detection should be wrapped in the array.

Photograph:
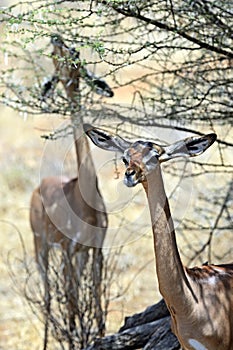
[
  {"x1": 143, "y1": 322, "x2": 180, "y2": 350},
  {"x1": 83, "y1": 299, "x2": 181, "y2": 350},
  {"x1": 85, "y1": 316, "x2": 172, "y2": 349},
  {"x1": 119, "y1": 298, "x2": 169, "y2": 332}
]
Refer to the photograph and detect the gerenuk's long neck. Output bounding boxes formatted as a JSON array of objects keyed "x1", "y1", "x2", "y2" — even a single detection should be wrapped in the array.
[
  {"x1": 142, "y1": 164, "x2": 196, "y2": 311},
  {"x1": 73, "y1": 127, "x2": 101, "y2": 208},
  {"x1": 73, "y1": 127, "x2": 93, "y2": 172}
]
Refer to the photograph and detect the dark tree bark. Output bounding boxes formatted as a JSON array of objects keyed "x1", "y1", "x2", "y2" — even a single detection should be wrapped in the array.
[{"x1": 83, "y1": 299, "x2": 181, "y2": 350}]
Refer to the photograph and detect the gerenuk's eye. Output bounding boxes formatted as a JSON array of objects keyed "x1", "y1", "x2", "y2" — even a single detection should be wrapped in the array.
[{"x1": 122, "y1": 157, "x2": 129, "y2": 166}]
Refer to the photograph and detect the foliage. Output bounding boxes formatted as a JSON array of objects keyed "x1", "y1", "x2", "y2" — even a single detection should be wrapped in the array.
[{"x1": 0, "y1": 0, "x2": 232, "y2": 125}]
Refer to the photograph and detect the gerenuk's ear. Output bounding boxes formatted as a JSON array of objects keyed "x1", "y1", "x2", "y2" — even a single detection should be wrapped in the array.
[
  {"x1": 83, "y1": 124, "x2": 130, "y2": 153},
  {"x1": 160, "y1": 133, "x2": 217, "y2": 162}
]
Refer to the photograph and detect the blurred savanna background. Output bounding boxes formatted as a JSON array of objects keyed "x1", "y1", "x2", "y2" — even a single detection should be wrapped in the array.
[{"x1": 0, "y1": 1, "x2": 232, "y2": 349}]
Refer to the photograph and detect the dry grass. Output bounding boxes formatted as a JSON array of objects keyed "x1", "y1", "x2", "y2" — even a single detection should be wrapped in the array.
[{"x1": 0, "y1": 109, "x2": 44, "y2": 349}]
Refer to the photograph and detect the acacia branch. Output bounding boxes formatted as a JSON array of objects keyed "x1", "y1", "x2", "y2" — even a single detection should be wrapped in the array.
[{"x1": 106, "y1": 2, "x2": 233, "y2": 59}]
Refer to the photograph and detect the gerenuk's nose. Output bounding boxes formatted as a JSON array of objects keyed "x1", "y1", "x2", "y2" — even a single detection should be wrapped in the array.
[
  {"x1": 124, "y1": 169, "x2": 137, "y2": 187},
  {"x1": 125, "y1": 169, "x2": 136, "y2": 177}
]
